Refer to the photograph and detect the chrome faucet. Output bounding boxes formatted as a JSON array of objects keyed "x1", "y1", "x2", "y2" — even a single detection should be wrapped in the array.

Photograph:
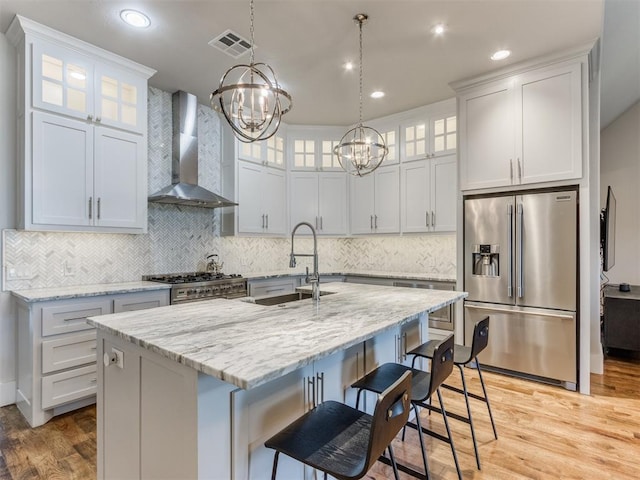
[{"x1": 290, "y1": 222, "x2": 320, "y2": 301}]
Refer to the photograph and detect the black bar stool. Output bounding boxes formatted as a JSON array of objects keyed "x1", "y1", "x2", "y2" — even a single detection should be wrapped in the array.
[
  {"x1": 351, "y1": 335, "x2": 462, "y2": 480},
  {"x1": 265, "y1": 370, "x2": 412, "y2": 480},
  {"x1": 408, "y1": 317, "x2": 498, "y2": 470}
]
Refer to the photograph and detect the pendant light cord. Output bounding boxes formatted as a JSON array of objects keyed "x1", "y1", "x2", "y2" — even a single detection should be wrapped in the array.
[
  {"x1": 249, "y1": 0, "x2": 255, "y2": 65},
  {"x1": 358, "y1": 17, "x2": 364, "y2": 128}
]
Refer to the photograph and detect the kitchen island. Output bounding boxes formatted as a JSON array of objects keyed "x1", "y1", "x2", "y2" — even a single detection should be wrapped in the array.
[{"x1": 88, "y1": 282, "x2": 467, "y2": 480}]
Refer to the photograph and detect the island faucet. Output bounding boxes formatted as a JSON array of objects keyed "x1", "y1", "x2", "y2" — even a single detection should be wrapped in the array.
[{"x1": 290, "y1": 222, "x2": 320, "y2": 301}]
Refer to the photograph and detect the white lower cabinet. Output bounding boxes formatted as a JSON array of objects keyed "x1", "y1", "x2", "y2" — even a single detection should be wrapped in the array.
[{"x1": 15, "y1": 289, "x2": 169, "y2": 427}]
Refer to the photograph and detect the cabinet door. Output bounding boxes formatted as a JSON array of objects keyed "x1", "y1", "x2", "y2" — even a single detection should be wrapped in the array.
[
  {"x1": 518, "y1": 63, "x2": 582, "y2": 185},
  {"x1": 430, "y1": 114, "x2": 457, "y2": 158},
  {"x1": 32, "y1": 40, "x2": 93, "y2": 120},
  {"x1": 95, "y1": 64, "x2": 147, "y2": 134},
  {"x1": 94, "y1": 127, "x2": 145, "y2": 229},
  {"x1": 237, "y1": 138, "x2": 264, "y2": 165},
  {"x1": 401, "y1": 118, "x2": 428, "y2": 161},
  {"x1": 431, "y1": 156, "x2": 457, "y2": 232},
  {"x1": 290, "y1": 172, "x2": 319, "y2": 228},
  {"x1": 318, "y1": 173, "x2": 348, "y2": 235},
  {"x1": 314, "y1": 343, "x2": 364, "y2": 408},
  {"x1": 264, "y1": 168, "x2": 287, "y2": 234},
  {"x1": 460, "y1": 81, "x2": 515, "y2": 190},
  {"x1": 401, "y1": 159, "x2": 431, "y2": 233},
  {"x1": 349, "y1": 174, "x2": 375, "y2": 234},
  {"x1": 374, "y1": 166, "x2": 400, "y2": 233},
  {"x1": 238, "y1": 162, "x2": 266, "y2": 233},
  {"x1": 399, "y1": 317, "x2": 423, "y2": 368},
  {"x1": 32, "y1": 111, "x2": 93, "y2": 226}
]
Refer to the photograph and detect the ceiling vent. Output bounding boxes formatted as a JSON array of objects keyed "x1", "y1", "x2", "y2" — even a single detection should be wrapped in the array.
[{"x1": 209, "y1": 30, "x2": 252, "y2": 58}]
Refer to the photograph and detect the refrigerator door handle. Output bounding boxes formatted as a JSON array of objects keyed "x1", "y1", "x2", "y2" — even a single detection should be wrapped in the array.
[
  {"x1": 517, "y1": 202, "x2": 524, "y2": 298},
  {"x1": 507, "y1": 203, "x2": 513, "y2": 298},
  {"x1": 464, "y1": 302, "x2": 575, "y2": 319}
]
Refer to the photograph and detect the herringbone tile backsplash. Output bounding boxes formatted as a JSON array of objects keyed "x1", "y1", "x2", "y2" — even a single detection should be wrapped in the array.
[{"x1": 2, "y1": 87, "x2": 455, "y2": 291}]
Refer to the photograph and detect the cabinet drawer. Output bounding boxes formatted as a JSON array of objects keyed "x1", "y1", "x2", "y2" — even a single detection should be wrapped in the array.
[
  {"x1": 42, "y1": 331, "x2": 97, "y2": 374},
  {"x1": 42, "y1": 299, "x2": 111, "y2": 337},
  {"x1": 113, "y1": 291, "x2": 169, "y2": 313},
  {"x1": 250, "y1": 279, "x2": 297, "y2": 298},
  {"x1": 42, "y1": 364, "x2": 97, "y2": 409}
]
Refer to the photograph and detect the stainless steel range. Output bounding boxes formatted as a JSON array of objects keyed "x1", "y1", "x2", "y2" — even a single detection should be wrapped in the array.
[{"x1": 143, "y1": 272, "x2": 247, "y2": 304}]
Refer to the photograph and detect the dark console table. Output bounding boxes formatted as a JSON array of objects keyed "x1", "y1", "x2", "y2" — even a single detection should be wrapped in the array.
[{"x1": 603, "y1": 285, "x2": 640, "y2": 352}]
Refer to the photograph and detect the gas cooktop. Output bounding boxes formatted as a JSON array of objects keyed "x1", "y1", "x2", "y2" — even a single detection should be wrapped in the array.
[{"x1": 143, "y1": 272, "x2": 243, "y2": 284}]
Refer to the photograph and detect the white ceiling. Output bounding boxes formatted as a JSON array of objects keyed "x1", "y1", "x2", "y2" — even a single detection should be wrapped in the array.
[{"x1": 0, "y1": 0, "x2": 606, "y2": 126}]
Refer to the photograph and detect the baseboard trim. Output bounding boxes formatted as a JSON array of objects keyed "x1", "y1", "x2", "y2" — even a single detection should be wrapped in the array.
[{"x1": 0, "y1": 380, "x2": 16, "y2": 406}]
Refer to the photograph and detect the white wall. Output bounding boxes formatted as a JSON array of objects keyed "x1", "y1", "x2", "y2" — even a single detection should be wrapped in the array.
[
  {"x1": 600, "y1": 100, "x2": 640, "y2": 285},
  {"x1": 0, "y1": 32, "x2": 17, "y2": 406}
]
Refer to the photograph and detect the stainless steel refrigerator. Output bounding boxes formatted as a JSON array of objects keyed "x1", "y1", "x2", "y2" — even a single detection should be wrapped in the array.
[{"x1": 464, "y1": 189, "x2": 578, "y2": 389}]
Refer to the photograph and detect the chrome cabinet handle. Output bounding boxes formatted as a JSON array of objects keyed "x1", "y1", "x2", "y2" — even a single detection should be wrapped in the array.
[
  {"x1": 261, "y1": 214, "x2": 265, "y2": 229},
  {"x1": 97, "y1": 198, "x2": 101, "y2": 219},
  {"x1": 95, "y1": 116, "x2": 101, "y2": 123},
  {"x1": 510, "y1": 159, "x2": 513, "y2": 183},
  {"x1": 507, "y1": 203, "x2": 513, "y2": 298},
  {"x1": 316, "y1": 372, "x2": 324, "y2": 404},
  {"x1": 320, "y1": 216, "x2": 323, "y2": 230},
  {"x1": 431, "y1": 211, "x2": 435, "y2": 228},
  {"x1": 87, "y1": 114, "x2": 93, "y2": 122},
  {"x1": 374, "y1": 215, "x2": 378, "y2": 229},
  {"x1": 517, "y1": 158, "x2": 522, "y2": 183},
  {"x1": 370, "y1": 215, "x2": 373, "y2": 229},
  {"x1": 88, "y1": 197, "x2": 92, "y2": 219},
  {"x1": 517, "y1": 202, "x2": 524, "y2": 298},
  {"x1": 402, "y1": 332, "x2": 408, "y2": 361},
  {"x1": 307, "y1": 376, "x2": 317, "y2": 409},
  {"x1": 315, "y1": 216, "x2": 319, "y2": 230},
  {"x1": 426, "y1": 211, "x2": 429, "y2": 227},
  {"x1": 266, "y1": 214, "x2": 269, "y2": 229}
]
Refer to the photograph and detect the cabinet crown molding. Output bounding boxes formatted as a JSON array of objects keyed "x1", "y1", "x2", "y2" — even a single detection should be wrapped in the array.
[{"x1": 7, "y1": 14, "x2": 157, "y2": 79}]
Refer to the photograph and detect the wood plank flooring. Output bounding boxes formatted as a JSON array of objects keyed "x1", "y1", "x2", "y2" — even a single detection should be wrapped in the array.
[{"x1": 1, "y1": 356, "x2": 639, "y2": 479}]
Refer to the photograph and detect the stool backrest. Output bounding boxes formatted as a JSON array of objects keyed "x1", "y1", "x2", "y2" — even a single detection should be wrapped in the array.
[
  {"x1": 470, "y1": 317, "x2": 490, "y2": 359},
  {"x1": 363, "y1": 370, "x2": 412, "y2": 475},
  {"x1": 427, "y1": 335, "x2": 455, "y2": 398}
]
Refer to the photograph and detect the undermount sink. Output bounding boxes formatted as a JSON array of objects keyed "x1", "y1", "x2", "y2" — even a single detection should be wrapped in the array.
[{"x1": 253, "y1": 291, "x2": 334, "y2": 306}]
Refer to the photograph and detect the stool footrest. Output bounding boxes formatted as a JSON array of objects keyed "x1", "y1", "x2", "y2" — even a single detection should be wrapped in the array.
[
  {"x1": 405, "y1": 419, "x2": 450, "y2": 445},
  {"x1": 378, "y1": 454, "x2": 428, "y2": 480},
  {"x1": 418, "y1": 401, "x2": 471, "y2": 426},
  {"x1": 442, "y1": 383, "x2": 488, "y2": 403}
]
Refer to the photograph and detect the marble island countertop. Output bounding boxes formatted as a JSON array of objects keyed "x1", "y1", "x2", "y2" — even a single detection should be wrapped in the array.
[
  {"x1": 87, "y1": 282, "x2": 466, "y2": 390},
  {"x1": 244, "y1": 270, "x2": 456, "y2": 283}
]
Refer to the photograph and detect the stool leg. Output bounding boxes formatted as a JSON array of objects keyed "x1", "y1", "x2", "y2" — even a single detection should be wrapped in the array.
[
  {"x1": 355, "y1": 388, "x2": 363, "y2": 411},
  {"x1": 437, "y1": 388, "x2": 462, "y2": 480},
  {"x1": 413, "y1": 403, "x2": 431, "y2": 480},
  {"x1": 458, "y1": 364, "x2": 481, "y2": 470},
  {"x1": 388, "y1": 445, "x2": 401, "y2": 480},
  {"x1": 475, "y1": 359, "x2": 498, "y2": 439},
  {"x1": 271, "y1": 451, "x2": 279, "y2": 480}
]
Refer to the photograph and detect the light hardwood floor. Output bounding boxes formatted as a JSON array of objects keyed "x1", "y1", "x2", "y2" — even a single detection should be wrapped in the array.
[{"x1": 1, "y1": 356, "x2": 639, "y2": 479}]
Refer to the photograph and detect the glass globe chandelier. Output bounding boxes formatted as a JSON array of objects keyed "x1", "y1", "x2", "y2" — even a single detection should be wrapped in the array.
[
  {"x1": 210, "y1": 0, "x2": 292, "y2": 143},
  {"x1": 334, "y1": 13, "x2": 388, "y2": 177}
]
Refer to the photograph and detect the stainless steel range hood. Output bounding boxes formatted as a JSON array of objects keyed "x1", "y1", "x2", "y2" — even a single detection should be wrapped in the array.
[{"x1": 148, "y1": 90, "x2": 237, "y2": 208}]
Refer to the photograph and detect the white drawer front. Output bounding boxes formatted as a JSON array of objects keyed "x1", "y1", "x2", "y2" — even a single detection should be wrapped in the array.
[
  {"x1": 42, "y1": 331, "x2": 97, "y2": 374},
  {"x1": 42, "y1": 299, "x2": 111, "y2": 337},
  {"x1": 41, "y1": 364, "x2": 97, "y2": 409}
]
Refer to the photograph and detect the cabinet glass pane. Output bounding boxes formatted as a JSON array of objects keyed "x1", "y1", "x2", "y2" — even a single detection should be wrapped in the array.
[
  {"x1": 416, "y1": 142, "x2": 425, "y2": 156},
  {"x1": 322, "y1": 140, "x2": 339, "y2": 168},
  {"x1": 294, "y1": 154, "x2": 306, "y2": 167},
  {"x1": 66, "y1": 65, "x2": 86, "y2": 89},
  {"x1": 434, "y1": 136, "x2": 445, "y2": 152},
  {"x1": 122, "y1": 104, "x2": 137, "y2": 126},
  {"x1": 446, "y1": 133, "x2": 456, "y2": 150},
  {"x1": 416, "y1": 124, "x2": 426, "y2": 139},
  {"x1": 66, "y1": 88, "x2": 86, "y2": 112},
  {"x1": 294, "y1": 139, "x2": 315, "y2": 168},
  {"x1": 42, "y1": 80, "x2": 63, "y2": 106},
  {"x1": 42, "y1": 55, "x2": 63, "y2": 81},
  {"x1": 447, "y1": 116, "x2": 456, "y2": 132},
  {"x1": 121, "y1": 82, "x2": 137, "y2": 104},
  {"x1": 406, "y1": 143, "x2": 415, "y2": 157},
  {"x1": 267, "y1": 149, "x2": 275, "y2": 162},
  {"x1": 434, "y1": 119, "x2": 445, "y2": 135},
  {"x1": 102, "y1": 99, "x2": 118, "y2": 121},
  {"x1": 381, "y1": 130, "x2": 397, "y2": 161},
  {"x1": 241, "y1": 142, "x2": 261, "y2": 160},
  {"x1": 405, "y1": 127, "x2": 414, "y2": 142},
  {"x1": 102, "y1": 76, "x2": 118, "y2": 98}
]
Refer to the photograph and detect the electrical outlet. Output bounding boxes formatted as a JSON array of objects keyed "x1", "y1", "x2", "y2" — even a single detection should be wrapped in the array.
[
  {"x1": 6, "y1": 264, "x2": 33, "y2": 280},
  {"x1": 111, "y1": 347, "x2": 124, "y2": 368},
  {"x1": 63, "y1": 260, "x2": 76, "y2": 277}
]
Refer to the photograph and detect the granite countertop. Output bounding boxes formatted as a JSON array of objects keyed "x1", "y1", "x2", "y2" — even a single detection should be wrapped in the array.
[
  {"x1": 87, "y1": 282, "x2": 467, "y2": 390},
  {"x1": 11, "y1": 281, "x2": 172, "y2": 303},
  {"x1": 244, "y1": 270, "x2": 457, "y2": 283}
]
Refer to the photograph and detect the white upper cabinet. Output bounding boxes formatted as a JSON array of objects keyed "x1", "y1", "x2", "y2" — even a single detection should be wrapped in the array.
[
  {"x1": 288, "y1": 127, "x2": 344, "y2": 171},
  {"x1": 400, "y1": 109, "x2": 457, "y2": 163},
  {"x1": 350, "y1": 165, "x2": 400, "y2": 234},
  {"x1": 290, "y1": 172, "x2": 347, "y2": 235},
  {"x1": 237, "y1": 161, "x2": 287, "y2": 235},
  {"x1": 32, "y1": 39, "x2": 147, "y2": 134},
  {"x1": 457, "y1": 59, "x2": 584, "y2": 191},
  {"x1": 8, "y1": 16, "x2": 155, "y2": 233},
  {"x1": 401, "y1": 156, "x2": 457, "y2": 233}
]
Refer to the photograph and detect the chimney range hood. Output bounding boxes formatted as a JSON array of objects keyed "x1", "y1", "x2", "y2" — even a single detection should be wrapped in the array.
[{"x1": 148, "y1": 90, "x2": 237, "y2": 209}]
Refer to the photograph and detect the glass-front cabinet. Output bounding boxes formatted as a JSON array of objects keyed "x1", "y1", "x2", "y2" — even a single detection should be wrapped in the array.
[
  {"x1": 238, "y1": 132, "x2": 286, "y2": 169},
  {"x1": 401, "y1": 110, "x2": 457, "y2": 162},
  {"x1": 32, "y1": 40, "x2": 147, "y2": 134},
  {"x1": 288, "y1": 127, "x2": 344, "y2": 171}
]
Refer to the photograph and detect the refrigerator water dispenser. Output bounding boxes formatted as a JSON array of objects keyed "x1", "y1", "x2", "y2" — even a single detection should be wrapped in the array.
[{"x1": 472, "y1": 244, "x2": 499, "y2": 277}]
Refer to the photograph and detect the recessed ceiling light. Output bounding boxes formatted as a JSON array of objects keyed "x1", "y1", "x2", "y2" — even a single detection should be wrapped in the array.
[
  {"x1": 370, "y1": 91, "x2": 385, "y2": 99},
  {"x1": 433, "y1": 24, "x2": 446, "y2": 35},
  {"x1": 344, "y1": 61, "x2": 354, "y2": 71},
  {"x1": 491, "y1": 49, "x2": 511, "y2": 61},
  {"x1": 120, "y1": 9, "x2": 151, "y2": 28}
]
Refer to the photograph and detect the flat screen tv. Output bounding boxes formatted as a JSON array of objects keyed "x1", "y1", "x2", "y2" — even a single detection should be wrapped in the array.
[{"x1": 601, "y1": 186, "x2": 616, "y2": 272}]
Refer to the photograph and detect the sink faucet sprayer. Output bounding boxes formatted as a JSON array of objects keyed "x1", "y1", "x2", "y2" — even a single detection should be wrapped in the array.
[{"x1": 290, "y1": 222, "x2": 320, "y2": 301}]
